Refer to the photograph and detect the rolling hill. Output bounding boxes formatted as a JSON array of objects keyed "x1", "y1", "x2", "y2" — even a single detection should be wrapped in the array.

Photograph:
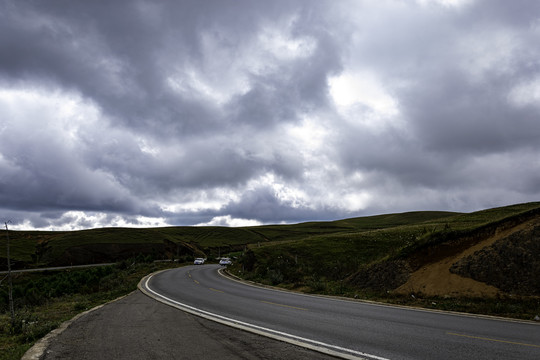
[{"x1": 2, "y1": 201, "x2": 540, "y2": 299}]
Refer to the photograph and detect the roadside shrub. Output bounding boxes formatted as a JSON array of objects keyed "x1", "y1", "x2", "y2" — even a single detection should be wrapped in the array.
[
  {"x1": 238, "y1": 250, "x2": 256, "y2": 271},
  {"x1": 0, "y1": 266, "x2": 116, "y2": 312},
  {"x1": 307, "y1": 276, "x2": 326, "y2": 292},
  {"x1": 73, "y1": 302, "x2": 88, "y2": 311},
  {"x1": 267, "y1": 269, "x2": 284, "y2": 285}
]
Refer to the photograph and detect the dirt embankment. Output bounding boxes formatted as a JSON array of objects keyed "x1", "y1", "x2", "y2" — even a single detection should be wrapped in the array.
[
  {"x1": 395, "y1": 217, "x2": 540, "y2": 298},
  {"x1": 347, "y1": 212, "x2": 540, "y2": 298},
  {"x1": 450, "y1": 220, "x2": 540, "y2": 295}
]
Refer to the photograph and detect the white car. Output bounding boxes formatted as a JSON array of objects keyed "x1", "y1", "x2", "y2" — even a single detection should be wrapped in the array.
[
  {"x1": 219, "y1": 258, "x2": 232, "y2": 266},
  {"x1": 194, "y1": 258, "x2": 205, "y2": 265}
]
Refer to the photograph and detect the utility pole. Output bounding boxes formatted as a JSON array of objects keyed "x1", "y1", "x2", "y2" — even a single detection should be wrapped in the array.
[{"x1": 5, "y1": 221, "x2": 15, "y2": 325}]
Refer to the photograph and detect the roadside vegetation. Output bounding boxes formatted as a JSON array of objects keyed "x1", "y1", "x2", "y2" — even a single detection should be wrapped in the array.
[
  {"x1": 229, "y1": 202, "x2": 540, "y2": 320},
  {"x1": 0, "y1": 258, "x2": 181, "y2": 360},
  {"x1": 1, "y1": 201, "x2": 540, "y2": 360}
]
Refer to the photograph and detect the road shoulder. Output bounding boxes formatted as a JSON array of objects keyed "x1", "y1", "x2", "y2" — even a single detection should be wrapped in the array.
[{"x1": 28, "y1": 290, "x2": 336, "y2": 360}]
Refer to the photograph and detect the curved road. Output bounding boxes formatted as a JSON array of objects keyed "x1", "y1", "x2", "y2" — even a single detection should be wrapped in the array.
[{"x1": 142, "y1": 264, "x2": 540, "y2": 360}]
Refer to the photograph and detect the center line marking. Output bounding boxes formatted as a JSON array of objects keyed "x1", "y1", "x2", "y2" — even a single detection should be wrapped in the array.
[
  {"x1": 447, "y1": 332, "x2": 540, "y2": 348},
  {"x1": 209, "y1": 287, "x2": 224, "y2": 293},
  {"x1": 261, "y1": 300, "x2": 308, "y2": 311}
]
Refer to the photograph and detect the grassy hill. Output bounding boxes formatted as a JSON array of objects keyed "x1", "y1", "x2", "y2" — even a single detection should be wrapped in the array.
[
  {"x1": 230, "y1": 202, "x2": 540, "y2": 300},
  {"x1": 0, "y1": 210, "x2": 458, "y2": 269},
  {"x1": 0, "y1": 226, "x2": 266, "y2": 268},
  {"x1": 2, "y1": 202, "x2": 540, "y2": 303},
  {"x1": 3, "y1": 201, "x2": 540, "y2": 359}
]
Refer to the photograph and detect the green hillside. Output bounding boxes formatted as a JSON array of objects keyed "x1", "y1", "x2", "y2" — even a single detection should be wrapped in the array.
[
  {"x1": 2, "y1": 202, "x2": 540, "y2": 286},
  {"x1": 230, "y1": 202, "x2": 540, "y2": 297},
  {"x1": 0, "y1": 226, "x2": 267, "y2": 267},
  {"x1": 0, "y1": 210, "x2": 458, "y2": 268},
  {"x1": 1, "y1": 201, "x2": 540, "y2": 331}
]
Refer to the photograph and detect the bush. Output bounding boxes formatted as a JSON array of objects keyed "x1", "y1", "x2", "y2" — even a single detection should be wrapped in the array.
[
  {"x1": 307, "y1": 276, "x2": 326, "y2": 292},
  {"x1": 267, "y1": 269, "x2": 284, "y2": 285},
  {"x1": 0, "y1": 266, "x2": 116, "y2": 312}
]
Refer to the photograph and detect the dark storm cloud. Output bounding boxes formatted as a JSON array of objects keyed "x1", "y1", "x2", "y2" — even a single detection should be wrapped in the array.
[
  {"x1": 1, "y1": 0, "x2": 540, "y2": 229},
  {"x1": 0, "y1": 0, "x2": 220, "y2": 134},
  {"x1": 221, "y1": 187, "x2": 306, "y2": 223},
  {"x1": 334, "y1": 0, "x2": 540, "y2": 201},
  {"x1": 0, "y1": 0, "x2": 331, "y2": 135},
  {"x1": 401, "y1": 73, "x2": 540, "y2": 154}
]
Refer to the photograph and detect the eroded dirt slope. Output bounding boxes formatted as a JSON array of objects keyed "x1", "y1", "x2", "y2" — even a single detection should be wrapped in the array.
[{"x1": 395, "y1": 218, "x2": 540, "y2": 297}]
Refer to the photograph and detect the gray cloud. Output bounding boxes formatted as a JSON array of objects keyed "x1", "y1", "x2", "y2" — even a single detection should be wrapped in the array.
[{"x1": 1, "y1": 0, "x2": 540, "y2": 230}]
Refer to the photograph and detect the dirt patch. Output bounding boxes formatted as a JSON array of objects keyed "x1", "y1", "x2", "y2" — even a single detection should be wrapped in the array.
[
  {"x1": 394, "y1": 219, "x2": 539, "y2": 297},
  {"x1": 451, "y1": 221, "x2": 540, "y2": 295}
]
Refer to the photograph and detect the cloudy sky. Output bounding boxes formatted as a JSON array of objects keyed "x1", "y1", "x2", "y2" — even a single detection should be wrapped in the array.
[{"x1": 1, "y1": 0, "x2": 540, "y2": 230}]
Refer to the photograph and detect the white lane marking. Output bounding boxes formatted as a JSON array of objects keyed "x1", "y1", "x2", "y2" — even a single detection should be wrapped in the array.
[
  {"x1": 143, "y1": 274, "x2": 389, "y2": 360},
  {"x1": 219, "y1": 269, "x2": 535, "y2": 325},
  {"x1": 260, "y1": 300, "x2": 308, "y2": 311},
  {"x1": 447, "y1": 332, "x2": 540, "y2": 348}
]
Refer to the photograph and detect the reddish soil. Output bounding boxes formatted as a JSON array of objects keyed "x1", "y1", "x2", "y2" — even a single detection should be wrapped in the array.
[{"x1": 395, "y1": 219, "x2": 538, "y2": 297}]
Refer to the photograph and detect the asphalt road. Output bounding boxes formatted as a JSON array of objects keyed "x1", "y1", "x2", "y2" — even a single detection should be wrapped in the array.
[
  {"x1": 38, "y1": 290, "x2": 336, "y2": 360},
  {"x1": 143, "y1": 265, "x2": 540, "y2": 360}
]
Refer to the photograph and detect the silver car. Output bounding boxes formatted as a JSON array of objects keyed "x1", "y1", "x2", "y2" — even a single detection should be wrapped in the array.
[{"x1": 219, "y1": 258, "x2": 232, "y2": 266}]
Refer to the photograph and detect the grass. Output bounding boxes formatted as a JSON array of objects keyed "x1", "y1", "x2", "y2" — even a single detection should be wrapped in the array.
[
  {"x1": 0, "y1": 260, "x2": 182, "y2": 360},
  {"x1": 233, "y1": 216, "x2": 458, "y2": 287},
  {"x1": 230, "y1": 202, "x2": 540, "y2": 319},
  {"x1": 1, "y1": 202, "x2": 540, "y2": 360},
  {"x1": 1, "y1": 199, "x2": 540, "y2": 350},
  {"x1": 0, "y1": 226, "x2": 267, "y2": 266},
  {"x1": 231, "y1": 228, "x2": 415, "y2": 291},
  {"x1": 4, "y1": 202, "x2": 537, "y2": 268}
]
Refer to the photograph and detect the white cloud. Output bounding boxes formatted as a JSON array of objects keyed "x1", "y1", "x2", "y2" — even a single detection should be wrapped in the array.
[
  {"x1": 329, "y1": 70, "x2": 400, "y2": 131},
  {"x1": 258, "y1": 16, "x2": 316, "y2": 61},
  {"x1": 9, "y1": 211, "x2": 169, "y2": 231},
  {"x1": 246, "y1": 173, "x2": 310, "y2": 209},
  {"x1": 196, "y1": 215, "x2": 262, "y2": 227},
  {"x1": 329, "y1": 70, "x2": 397, "y2": 112},
  {"x1": 416, "y1": 0, "x2": 475, "y2": 8},
  {"x1": 508, "y1": 77, "x2": 540, "y2": 108},
  {"x1": 2, "y1": 0, "x2": 540, "y2": 230},
  {"x1": 161, "y1": 188, "x2": 240, "y2": 213},
  {"x1": 458, "y1": 29, "x2": 522, "y2": 82}
]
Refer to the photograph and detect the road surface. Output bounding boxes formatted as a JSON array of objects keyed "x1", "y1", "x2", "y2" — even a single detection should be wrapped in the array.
[
  {"x1": 36, "y1": 290, "x2": 336, "y2": 360},
  {"x1": 142, "y1": 264, "x2": 540, "y2": 360}
]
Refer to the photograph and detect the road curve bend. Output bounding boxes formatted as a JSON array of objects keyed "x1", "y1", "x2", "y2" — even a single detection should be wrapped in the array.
[{"x1": 140, "y1": 264, "x2": 540, "y2": 360}]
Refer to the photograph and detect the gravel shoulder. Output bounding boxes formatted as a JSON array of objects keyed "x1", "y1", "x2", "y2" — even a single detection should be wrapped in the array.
[{"x1": 37, "y1": 290, "x2": 336, "y2": 360}]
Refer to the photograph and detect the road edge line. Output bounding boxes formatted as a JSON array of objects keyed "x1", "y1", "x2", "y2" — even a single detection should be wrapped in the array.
[
  {"x1": 221, "y1": 269, "x2": 539, "y2": 325},
  {"x1": 138, "y1": 270, "x2": 388, "y2": 360}
]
